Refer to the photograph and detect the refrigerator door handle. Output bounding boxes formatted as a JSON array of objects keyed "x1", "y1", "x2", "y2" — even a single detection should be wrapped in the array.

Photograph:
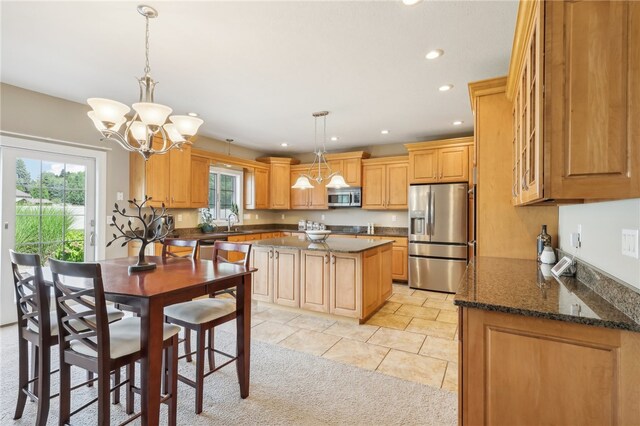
[
  {"x1": 426, "y1": 190, "x2": 432, "y2": 236},
  {"x1": 430, "y1": 189, "x2": 436, "y2": 233}
]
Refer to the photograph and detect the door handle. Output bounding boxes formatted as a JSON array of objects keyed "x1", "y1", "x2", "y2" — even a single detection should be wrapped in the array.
[
  {"x1": 431, "y1": 191, "x2": 436, "y2": 232},
  {"x1": 275, "y1": 251, "x2": 279, "y2": 260},
  {"x1": 331, "y1": 255, "x2": 336, "y2": 265},
  {"x1": 269, "y1": 250, "x2": 273, "y2": 259},
  {"x1": 325, "y1": 254, "x2": 329, "y2": 264}
]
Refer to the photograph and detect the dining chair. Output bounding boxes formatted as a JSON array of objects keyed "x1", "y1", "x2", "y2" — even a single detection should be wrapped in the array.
[
  {"x1": 210, "y1": 240, "x2": 252, "y2": 298},
  {"x1": 164, "y1": 241, "x2": 252, "y2": 414},
  {"x1": 162, "y1": 237, "x2": 199, "y2": 259},
  {"x1": 49, "y1": 258, "x2": 181, "y2": 425},
  {"x1": 10, "y1": 250, "x2": 125, "y2": 426}
]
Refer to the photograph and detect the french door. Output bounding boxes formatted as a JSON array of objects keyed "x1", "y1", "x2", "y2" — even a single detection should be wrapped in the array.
[{"x1": 0, "y1": 141, "x2": 99, "y2": 324}]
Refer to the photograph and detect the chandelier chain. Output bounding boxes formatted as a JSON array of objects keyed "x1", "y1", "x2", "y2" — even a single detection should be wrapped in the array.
[{"x1": 144, "y1": 15, "x2": 151, "y2": 75}]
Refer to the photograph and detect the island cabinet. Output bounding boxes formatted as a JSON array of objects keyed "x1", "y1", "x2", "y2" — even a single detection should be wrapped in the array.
[
  {"x1": 405, "y1": 137, "x2": 473, "y2": 185},
  {"x1": 324, "y1": 151, "x2": 371, "y2": 187},
  {"x1": 356, "y1": 235, "x2": 408, "y2": 282},
  {"x1": 257, "y1": 157, "x2": 300, "y2": 210},
  {"x1": 361, "y1": 156, "x2": 409, "y2": 210},
  {"x1": 300, "y1": 250, "x2": 331, "y2": 313},
  {"x1": 361, "y1": 243, "x2": 392, "y2": 319},
  {"x1": 250, "y1": 246, "x2": 273, "y2": 302},
  {"x1": 130, "y1": 136, "x2": 192, "y2": 208},
  {"x1": 459, "y1": 308, "x2": 640, "y2": 425},
  {"x1": 290, "y1": 164, "x2": 328, "y2": 210},
  {"x1": 506, "y1": 0, "x2": 640, "y2": 204}
]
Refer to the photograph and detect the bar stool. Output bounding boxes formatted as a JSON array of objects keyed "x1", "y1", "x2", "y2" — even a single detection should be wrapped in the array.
[
  {"x1": 164, "y1": 240, "x2": 251, "y2": 414},
  {"x1": 49, "y1": 258, "x2": 181, "y2": 425},
  {"x1": 10, "y1": 250, "x2": 125, "y2": 426}
]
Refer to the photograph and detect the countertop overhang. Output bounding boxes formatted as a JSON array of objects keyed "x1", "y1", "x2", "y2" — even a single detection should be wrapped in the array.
[
  {"x1": 454, "y1": 257, "x2": 640, "y2": 332},
  {"x1": 252, "y1": 235, "x2": 394, "y2": 253}
]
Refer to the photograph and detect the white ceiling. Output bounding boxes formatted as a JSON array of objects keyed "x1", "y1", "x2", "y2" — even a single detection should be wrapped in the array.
[{"x1": 1, "y1": 1, "x2": 518, "y2": 153}]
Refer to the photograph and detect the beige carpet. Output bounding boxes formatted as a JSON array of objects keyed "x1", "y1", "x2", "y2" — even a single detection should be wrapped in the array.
[{"x1": 0, "y1": 324, "x2": 457, "y2": 425}]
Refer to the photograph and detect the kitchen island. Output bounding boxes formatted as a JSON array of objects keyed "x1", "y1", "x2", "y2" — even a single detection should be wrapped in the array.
[
  {"x1": 454, "y1": 257, "x2": 640, "y2": 425},
  {"x1": 249, "y1": 235, "x2": 393, "y2": 322}
]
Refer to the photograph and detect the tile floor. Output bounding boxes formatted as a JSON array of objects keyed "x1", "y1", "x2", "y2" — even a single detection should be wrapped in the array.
[{"x1": 220, "y1": 283, "x2": 459, "y2": 392}]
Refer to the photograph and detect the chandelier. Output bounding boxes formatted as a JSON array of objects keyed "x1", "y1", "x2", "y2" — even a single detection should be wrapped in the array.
[
  {"x1": 86, "y1": 5, "x2": 203, "y2": 160},
  {"x1": 291, "y1": 111, "x2": 349, "y2": 189}
]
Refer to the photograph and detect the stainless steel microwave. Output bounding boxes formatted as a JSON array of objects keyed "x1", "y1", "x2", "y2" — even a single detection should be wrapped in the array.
[{"x1": 327, "y1": 188, "x2": 361, "y2": 208}]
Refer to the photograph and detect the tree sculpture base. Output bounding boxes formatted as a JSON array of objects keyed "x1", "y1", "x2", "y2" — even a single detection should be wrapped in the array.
[{"x1": 129, "y1": 262, "x2": 156, "y2": 273}]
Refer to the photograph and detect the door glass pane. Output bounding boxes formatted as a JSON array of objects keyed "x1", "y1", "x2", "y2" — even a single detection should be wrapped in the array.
[
  {"x1": 219, "y1": 174, "x2": 236, "y2": 219},
  {"x1": 15, "y1": 158, "x2": 87, "y2": 264}
]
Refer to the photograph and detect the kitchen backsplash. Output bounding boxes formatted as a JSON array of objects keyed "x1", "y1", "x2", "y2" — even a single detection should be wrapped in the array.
[
  {"x1": 170, "y1": 208, "x2": 409, "y2": 230},
  {"x1": 558, "y1": 198, "x2": 640, "y2": 291}
]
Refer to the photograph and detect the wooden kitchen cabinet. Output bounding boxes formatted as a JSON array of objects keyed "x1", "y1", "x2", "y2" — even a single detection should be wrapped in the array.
[
  {"x1": 325, "y1": 151, "x2": 370, "y2": 187},
  {"x1": 190, "y1": 155, "x2": 210, "y2": 208},
  {"x1": 379, "y1": 243, "x2": 392, "y2": 300},
  {"x1": 405, "y1": 138, "x2": 472, "y2": 184},
  {"x1": 257, "y1": 157, "x2": 299, "y2": 210},
  {"x1": 290, "y1": 165, "x2": 328, "y2": 210},
  {"x1": 506, "y1": 0, "x2": 640, "y2": 203},
  {"x1": 273, "y1": 248, "x2": 300, "y2": 308},
  {"x1": 250, "y1": 246, "x2": 273, "y2": 302},
  {"x1": 361, "y1": 156, "x2": 409, "y2": 210},
  {"x1": 244, "y1": 166, "x2": 270, "y2": 210},
  {"x1": 130, "y1": 136, "x2": 193, "y2": 208},
  {"x1": 300, "y1": 250, "x2": 330, "y2": 313},
  {"x1": 391, "y1": 237, "x2": 408, "y2": 282},
  {"x1": 329, "y1": 252, "x2": 361, "y2": 318},
  {"x1": 460, "y1": 307, "x2": 640, "y2": 425}
]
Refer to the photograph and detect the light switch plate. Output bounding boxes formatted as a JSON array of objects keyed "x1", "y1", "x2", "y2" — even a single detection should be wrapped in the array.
[
  {"x1": 391, "y1": 215, "x2": 397, "y2": 222},
  {"x1": 622, "y1": 229, "x2": 639, "y2": 259},
  {"x1": 243, "y1": 213, "x2": 251, "y2": 220},
  {"x1": 177, "y1": 214, "x2": 183, "y2": 222},
  {"x1": 116, "y1": 191, "x2": 124, "y2": 201}
]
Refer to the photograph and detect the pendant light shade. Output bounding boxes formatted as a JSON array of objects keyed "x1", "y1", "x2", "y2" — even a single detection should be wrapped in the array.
[
  {"x1": 291, "y1": 175, "x2": 314, "y2": 189},
  {"x1": 132, "y1": 102, "x2": 173, "y2": 129},
  {"x1": 127, "y1": 120, "x2": 149, "y2": 142},
  {"x1": 170, "y1": 115, "x2": 204, "y2": 137},
  {"x1": 87, "y1": 98, "x2": 130, "y2": 127},
  {"x1": 326, "y1": 174, "x2": 349, "y2": 189},
  {"x1": 162, "y1": 123, "x2": 186, "y2": 143}
]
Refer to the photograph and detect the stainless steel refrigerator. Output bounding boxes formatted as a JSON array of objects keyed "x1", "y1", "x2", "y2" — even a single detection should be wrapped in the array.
[{"x1": 408, "y1": 183, "x2": 468, "y2": 292}]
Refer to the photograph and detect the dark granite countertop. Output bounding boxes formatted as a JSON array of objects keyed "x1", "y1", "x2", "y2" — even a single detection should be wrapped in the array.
[
  {"x1": 454, "y1": 257, "x2": 640, "y2": 332},
  {"x1": 170, "y1": 226, "x2": 408, "y2": 240},
  {"x1": 252, "y1": 235, "x2": 393, "y2": 253}
]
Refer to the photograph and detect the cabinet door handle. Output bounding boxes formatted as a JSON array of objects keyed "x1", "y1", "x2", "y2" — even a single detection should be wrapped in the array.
[
  {"x1": 275, "y1": 251, "x2": 279, "y2": 259},
  {"x1": 521, "y1": 169, "x2": 530, "y2": 191},
  {"x1": 325, "y1": 254, "x2": 329, "y2": 264},
  {"x1": 331, "y1": 255, "x2": 336, "y2": 265},
  {"x1": 269, "y1": 250, "x2": 273, "y2": 259}
]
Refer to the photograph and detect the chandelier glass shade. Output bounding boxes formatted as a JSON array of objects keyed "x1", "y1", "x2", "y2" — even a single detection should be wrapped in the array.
[
  {"x1": 291, "y1": 111, "x2": 349, "y2": 189},
  {"x1": 87, "y1": 5, "x2": 203, "y2": 160}
]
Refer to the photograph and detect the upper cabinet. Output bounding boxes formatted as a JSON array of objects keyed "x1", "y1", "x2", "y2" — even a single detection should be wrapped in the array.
[
  {"x1": 405, "y1": 137, "x2": 473, "y2": 185},
  {"x1": 245, "y1": 166, "x2": 270, "y2": 210},
  {"x1": 190, "y1": 155, "x2": 210, "y2": 208},
  {"x1": 362, "y1": 156, "x2": 409, "y2": 210},
  {"x1": 507, "y1": 0, "x2": 640, "y2": 204},
  {"x1": 257, "y1": 157, "x2": 299, "y2": 210},
  {"x1": 290, "y1": 165, "x2": 328, "y2": 210},
  {"x1": 129, "y1": 136, "x2": 192, "y2": 208},
  {"x1": 325, "y1": 151, "x2": 371, "y2": 187}
]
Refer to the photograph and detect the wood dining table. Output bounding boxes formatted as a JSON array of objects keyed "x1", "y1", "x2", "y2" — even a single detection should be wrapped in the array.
[{"x1": 49, "y1": 256, "x2": 256, "y2": 425}]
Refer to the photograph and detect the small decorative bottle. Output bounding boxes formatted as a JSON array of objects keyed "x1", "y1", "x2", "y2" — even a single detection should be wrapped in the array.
[{"x1": 536, "y1": 225, "x2": 552, "y2": 262}]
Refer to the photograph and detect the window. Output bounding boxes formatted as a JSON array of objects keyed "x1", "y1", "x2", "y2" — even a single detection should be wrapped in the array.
[{"x1": 206, "y1": 167, "x2": 243, "y2": 223}]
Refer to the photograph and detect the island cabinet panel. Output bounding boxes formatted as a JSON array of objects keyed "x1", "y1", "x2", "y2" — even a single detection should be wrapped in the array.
[
  {"x1": 190, "y1": 155, "x2": 210, "y2": 208},
  {"x1": 379, "y1": 243, "x2": 392, "y2": 301},
  {"x1": 361, "y1": 248, "x2": 381, "y2": 319},
  {"x1": 329, "y1": 252, "x2": 361, "y2": 318},
  {"x1": 460, "y1": 308, "x2": 640, "y2": 425},
  {"x1": 300, "y1": 250, "x2": 330, "y2": 313},
  {"x1": 250, "y1": 246, "x2": 273, "y2": 302},
  {"x1": 273, "y1": 248, "x2": 299, "y2": 307}
]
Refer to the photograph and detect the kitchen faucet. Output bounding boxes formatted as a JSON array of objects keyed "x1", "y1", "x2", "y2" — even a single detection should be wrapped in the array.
[{"x1": 227, "y1": 212, "x2": 238, "y2": 232}]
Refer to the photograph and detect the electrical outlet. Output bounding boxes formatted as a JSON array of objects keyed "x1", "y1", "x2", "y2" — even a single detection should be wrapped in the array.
[
  {"x1": 243, "y1": 213, "x2": 251, "y2": 220},
  {"x1": 391, "y1": 215, "x2": 397, "y2": 222},
  {"x1": 570, "y1": 232, "x2": 581, "y2": 248},
  {"x1": 622, "y1": 229, "x2": 639, "y2": 259},
  {"x1": 321, "y1": 214, "x2": 325, "y2": 220},
  {"x1": 116, "y1": 191, "x2": 124, "y2": 201},
  {"x1": 281, "y1": 214, "x2": 285, "y2": 219},
  {"x1": 177, "y1": 214, "x2": 183, "y2": 222},
  {"x1": 256, "y1": 214, "x2": 259, "y2": 220}
]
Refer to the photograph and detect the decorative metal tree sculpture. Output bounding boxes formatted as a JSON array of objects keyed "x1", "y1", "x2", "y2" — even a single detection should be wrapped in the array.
[{"x1": 107, "y1": 196, "x2": 173, "y2": 272}]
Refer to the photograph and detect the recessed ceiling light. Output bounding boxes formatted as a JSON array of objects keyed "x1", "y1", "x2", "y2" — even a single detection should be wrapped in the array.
[
  {"x1": 402, "y1": 0, "x2": 423, "y2": 5},
  {"x1": 187, "y1": 112, "x2": 199, "y2": 117},
  {"x1": 330, "y1": 136, "x2": 339, "y2": 141},
  {"x1": 280, "y1": 143, "x2": 289, "y2": 147},
  {"x1": 453, "y1": 120, "x2": 463, "y2": 126},
  {"x1": 425, "y1": 49, "x2": 444, "y2": 60},
  {"x1": 381, "y1": 130, "x2": 390, "y2": 135},
  {"x1": 439, "y1": 84, "x2": 454, "y2": 92}
]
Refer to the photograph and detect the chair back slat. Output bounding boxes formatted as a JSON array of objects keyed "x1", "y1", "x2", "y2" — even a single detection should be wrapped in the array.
[
  {"x1": 49, "y1": 259, "x2": 108, "y2": 360},
  {"x1": 211, "y1": 241, "x2": 252, "y2": 267},
  {"x1": 162, "y1": 238, "x2": 199, "y2": 259},
  {"x1": 9, "y1": 250, "x2": 49, "y2": 338}
]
